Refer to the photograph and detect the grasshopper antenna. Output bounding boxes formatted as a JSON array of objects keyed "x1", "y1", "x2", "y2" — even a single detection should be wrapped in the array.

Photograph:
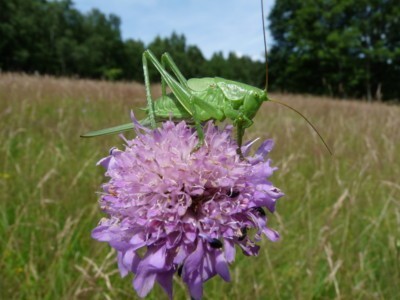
[
  {"x1": 261, "y1": 0, "x2": 268, "y2": 91},
  {"x1": 260, "y1": 1, "x2": 332, "y2": 155},
  {"x1": 269, "y1": 98, "x2": 333, "y2": 155}
]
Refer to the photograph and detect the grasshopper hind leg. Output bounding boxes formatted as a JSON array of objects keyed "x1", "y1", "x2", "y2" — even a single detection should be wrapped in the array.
[
  {"x1": 142, "y1": 52, "x2": 157, "y2": 128},
  {"x1": 142, "y1": 50, "x2": 209, "y2": 153}
]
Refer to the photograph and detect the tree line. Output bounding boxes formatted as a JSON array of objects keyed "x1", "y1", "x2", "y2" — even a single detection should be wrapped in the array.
[
  {"x1": 0, "y1": 0, "x2": 264, "y2": 87},
  {"x1": 1, "y1": 0, "x2": 398, "y2": 101},
  {"x1": 269, "y1": 0, "x2": 400, "y2": 101}
]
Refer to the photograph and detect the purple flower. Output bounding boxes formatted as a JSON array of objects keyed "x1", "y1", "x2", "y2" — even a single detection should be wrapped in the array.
[{"x1": 92, "y1": 114, "x2": 284, "y2": 299}]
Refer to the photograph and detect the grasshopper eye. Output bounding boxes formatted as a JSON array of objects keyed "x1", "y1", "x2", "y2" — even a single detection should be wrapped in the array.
[
  {"x1": 251, "y1": 91, "x2": 260, "y2": 99},
  {"x1": 259, "y1": 91, "x2": 267, "y2": 101}
]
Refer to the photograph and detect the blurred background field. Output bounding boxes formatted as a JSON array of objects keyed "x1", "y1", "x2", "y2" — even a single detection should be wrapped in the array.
[{"x1": 0, "y1": 73, "x2": 399, "y2": 299}]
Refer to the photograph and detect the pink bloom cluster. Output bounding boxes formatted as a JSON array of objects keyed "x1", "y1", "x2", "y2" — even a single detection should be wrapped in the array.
[{"x1": 92, "y1": 115, "x2": 283, "y2": 299}]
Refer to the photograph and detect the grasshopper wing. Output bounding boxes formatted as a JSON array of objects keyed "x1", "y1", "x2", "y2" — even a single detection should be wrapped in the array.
[
  {"x1": 187, "y1": 78, "x2": 215, "y2": 91},
  {"x1": 215, "y1": 81, "x2": 246, "y2": 101}
]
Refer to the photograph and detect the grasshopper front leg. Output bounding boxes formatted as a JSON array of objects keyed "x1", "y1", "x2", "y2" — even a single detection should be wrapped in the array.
[
  {"x1": 224, "y1": 106, "x2": 252, "y2": 160},
  {"x1": 142, "y1": 52, "x2": 157, "y2": 129},
  {"x1": 236, "y1": 121, "x2": 246, "y2": 160},
  {"x1": 235, "y1": 116, "x2": 253, "y2": 160}
]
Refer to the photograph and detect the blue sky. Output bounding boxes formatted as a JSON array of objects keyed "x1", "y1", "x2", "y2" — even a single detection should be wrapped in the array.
[{"x1": 73, "y1": 0, "x2": 275, "y2": 61}]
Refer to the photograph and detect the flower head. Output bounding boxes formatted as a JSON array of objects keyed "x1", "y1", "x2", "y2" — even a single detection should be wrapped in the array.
[{"x1": 92, "y1": 115, "x2": 283, "y2": 299}]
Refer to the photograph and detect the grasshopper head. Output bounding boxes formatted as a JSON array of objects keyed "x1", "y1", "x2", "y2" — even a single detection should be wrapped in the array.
[
  {"x1": 251, "y1": 88, "x2": 267, "y2": 102},
  {"x1": 260, "y1": 90, "x2": 268, "y2": 102},
  {"x1": 243, "y1": 89, "x2": 268, "y2": 121}
]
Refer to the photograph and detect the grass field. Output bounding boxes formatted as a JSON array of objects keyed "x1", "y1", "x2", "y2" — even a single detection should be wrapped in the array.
[{"x1": 1, "y1": 73, "x2": 399, "y2": 300}]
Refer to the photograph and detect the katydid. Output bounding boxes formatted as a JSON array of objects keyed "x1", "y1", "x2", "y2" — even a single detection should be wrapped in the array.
[
  {"x1": 81, "y1": 0, "x2": 332, "y2": 157},
  {"x1": 82, "y1": 49, "x2": 269, "y2": 157}
]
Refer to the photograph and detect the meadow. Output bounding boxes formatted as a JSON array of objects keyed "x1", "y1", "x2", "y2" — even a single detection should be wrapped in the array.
[{"x1": 0, "y1": 73, "x2": 399, "y2": 300}]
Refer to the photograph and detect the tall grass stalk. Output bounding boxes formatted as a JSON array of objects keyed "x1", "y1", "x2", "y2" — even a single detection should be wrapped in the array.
[{"x1": 1, "y1": 73, "x2": 399, "y2": 299}]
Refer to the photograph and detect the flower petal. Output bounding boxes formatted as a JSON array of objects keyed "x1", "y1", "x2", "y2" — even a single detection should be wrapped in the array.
[
  {"x1": 224, "y1": 239, "x2": 236, "y2": 263},
  {"x1": 215, "y1": 251, "x2": 231, "y2": 282}
]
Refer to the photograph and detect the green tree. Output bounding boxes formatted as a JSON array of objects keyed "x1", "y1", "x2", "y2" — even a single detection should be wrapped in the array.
[
  {"x1": 206, "y1": 51, "x2": 230, "y2": 78},
  {"x1": 269, "y1": 0, "x2": 400, "y2": 100},
  {"x1": 185, "y1": 45, "x2": 206, "y2": 78},
  {"x1": 147, "y1": 32, "x2": 190, "y2": 81},
  {"x1": 123, "y1": 39, "x2": 146, "y2": 81},
  {"x1": 0, "y1": 0, "x2": 126, "y2": 79},
  {"x1": 0, "y1": 0, "x2": 267, "y2": 88}
]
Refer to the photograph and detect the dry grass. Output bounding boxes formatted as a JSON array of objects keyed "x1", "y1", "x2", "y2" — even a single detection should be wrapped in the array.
[{"x1": 1, "y1": 73, "x2": 399, "y2": 299}]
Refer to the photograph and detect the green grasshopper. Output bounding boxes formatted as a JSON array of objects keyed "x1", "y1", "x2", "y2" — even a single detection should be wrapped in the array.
[
  {"x1": 82, "y1": 0, "x2": 332, "y2": 158},
  {"x1": 82, "y1": 49, "x2": 268, "y2": 154}
]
